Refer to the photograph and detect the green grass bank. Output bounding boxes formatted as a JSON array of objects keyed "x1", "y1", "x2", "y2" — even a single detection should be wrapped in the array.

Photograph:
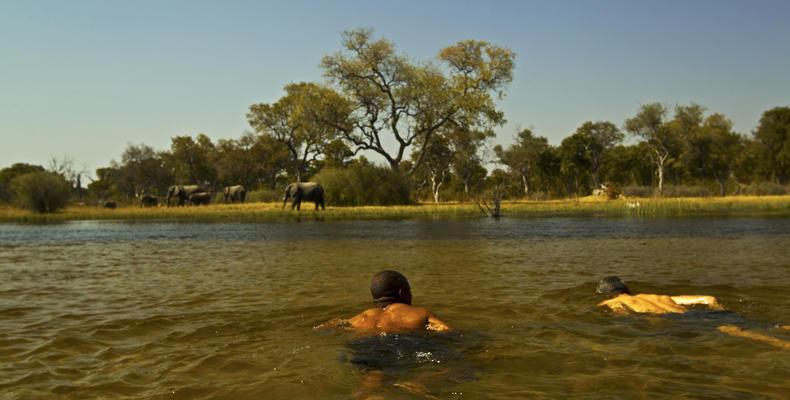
[{"x1": 2, "y1": 195, "x2": 790, "y2": 223}]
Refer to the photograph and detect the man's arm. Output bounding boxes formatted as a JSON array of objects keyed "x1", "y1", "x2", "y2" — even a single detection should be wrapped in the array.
[
  {"x1": 426, "y1": 312, "x2": 452, "y2": 332},
  {"x1": 718, "y1": 325, "x2": 790, "y2": 350},
  {"x1": 313, "y1": 317, "x2": 353, "y2": 330},
  {"x1": 670, "y1": 295, "x2": 723, "y2": 310}
]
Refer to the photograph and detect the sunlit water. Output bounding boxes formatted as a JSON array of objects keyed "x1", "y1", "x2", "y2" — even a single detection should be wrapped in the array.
[{"x1": 1, "y1": 218, "x2": 789, "y2": 399}]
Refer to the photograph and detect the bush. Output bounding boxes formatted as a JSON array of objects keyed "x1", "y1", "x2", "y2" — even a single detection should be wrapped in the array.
[
  {"x1": 660, "y1": 185, "x2": 711, "y2": 198},
  {"x1": 605, "y1": 182, "x2": 622, "y2": 200},
  {"x1": 623, "y1": 186, "x2": 655, "y2": 198},
  {"x1": 11, "y1": 171, "x2": 72, "y2": 212},
  {"x1": 246, "y1": 189, "x2": 283, "y2": 203},
  {"x1": 315, "y1": 164, "x2": 411, "y2": 206},
  {"x1": 740, "y1": 182, "x2": 788, "y2": 196}
]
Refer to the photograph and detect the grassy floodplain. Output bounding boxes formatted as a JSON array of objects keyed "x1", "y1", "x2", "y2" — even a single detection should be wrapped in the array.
[{"x1": 1, "y1": 195, "x2": 790, "y2": 223}]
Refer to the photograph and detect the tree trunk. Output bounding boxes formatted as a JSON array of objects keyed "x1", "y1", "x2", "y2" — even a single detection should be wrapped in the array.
[
  {"x1": 713, "y1": 170, "x2": 726, "y2": 197},
  {"x1": 522, "y1": 174, "x2": 529, "y2": 197},
  {"x1": 430, "y1": 175, "x2": 443, "y2": 203},
  {"x1": 656, "y1": 152, "x2": 667, "y2": 196}
]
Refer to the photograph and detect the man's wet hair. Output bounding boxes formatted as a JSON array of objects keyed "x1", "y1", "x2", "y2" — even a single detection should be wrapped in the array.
[
  {"x1": 370, "y1": 270, "x2": 411, "y2": 308},
  {"x1": 596, "y1": 276, "x2": 631, "y2": 295}
]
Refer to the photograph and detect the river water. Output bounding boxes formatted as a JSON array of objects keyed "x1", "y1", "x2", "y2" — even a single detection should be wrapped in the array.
[{"x1": 1, "y1": 217, "x2": 789, "y2": 399}]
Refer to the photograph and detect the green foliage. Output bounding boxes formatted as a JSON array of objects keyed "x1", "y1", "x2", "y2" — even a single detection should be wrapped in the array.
[
  {"x1": 167, "y1": 134, "x2": 217, "y2": 186},
  {"x1": 245, "y1": 189, "x2": 283, "y2": 203},
  {"x1": 321, "y1": 28, "x2": 515, "y2": 174},
  {"x1": 247, "y1": 82, "x2": 345, "y2": 182},
  {"x1": 0, "y1": 163, "x2": 46, "y2": 203},
  {"x1": 740, "y1": 182, "x2": 788, "y2": 196},
  {"x1": 494, "y1": 129, "x2": 549, "y2": 196},
  {"x1": 11, "y1": 171, "x2": 72, "y2": 212},
  {"x1": 753, "y1": 106, "x2": 790, "y2": 184},
  {"x1": 315, "y1": 161, "x2": 411, "y2": 206},
  {"x1": 660, "y1": 185, "x2": 711, "y2": 198},
  {"x1": 623, "y1": 186, "x2": 656, "y2": 198}
]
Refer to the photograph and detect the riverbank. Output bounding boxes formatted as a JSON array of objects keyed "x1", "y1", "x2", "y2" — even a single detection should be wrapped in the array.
[{"x1": 2, "y1": 195, "x2": 790, "y2": 222}]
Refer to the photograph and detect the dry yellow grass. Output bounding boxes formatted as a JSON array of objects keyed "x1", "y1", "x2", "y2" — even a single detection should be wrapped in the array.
[{"x1": 1, "y1": 195, "x2": 789, "y2": 222}]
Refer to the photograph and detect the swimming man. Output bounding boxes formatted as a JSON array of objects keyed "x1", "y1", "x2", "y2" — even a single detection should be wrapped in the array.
[
  {"x1": 595, "y1": 275, "x2": 723, "y2": 314},
  {"x1": 314, "y1": 270, "x2": 452, "y2": 334},
  {"x1": 596, "y1": 276, "x2": 789, "y2": 350},
  {"x1": 315, "y1": 270, "x2": 453, "y2": 399}
]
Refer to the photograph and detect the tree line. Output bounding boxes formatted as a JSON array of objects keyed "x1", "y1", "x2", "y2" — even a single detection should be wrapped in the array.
[{"x1": 2, "y1": 28, "x2": 789, "y2": 212}]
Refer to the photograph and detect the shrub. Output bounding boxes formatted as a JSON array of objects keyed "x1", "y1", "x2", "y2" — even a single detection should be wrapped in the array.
[
  {"x1": 246, "y1": 189, "x2": 283, "y2": 203},
  {"x1": 11, "y1": 171, "x2": 72, "y2": 212},
  {"x1": 315, "y1": 164, "x2": 411, "y2": 206},
  {"x1": 740, "y1": 182, "x2": 788, "y2": 196},
  {"x1": 660, "y1": 185, "x2": 711, "y2": 198},
  {"x1": 623, "y1": 186, "x2": 655, "y2": 198},
  {"x1": 605, "y1": 182, "x2": 622, "y2": 200}
]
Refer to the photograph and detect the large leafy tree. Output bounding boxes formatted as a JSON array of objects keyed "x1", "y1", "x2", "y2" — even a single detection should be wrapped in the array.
[
  {"x1": 247, "y1": 82, "x2": 345, "y2": 182},
  {"x1": 494, "y1": 129, "x2": 549, "y2": 196},
  {"x1": 411, "y1": 134, "x2": 454, "y2": 203},
  {"x1": 0, "y1": 163, "x2": 45, "y2": 203},
  {"x1": 701, "y1": 114, "x2": 743, "y2": 196},
  {"x1": 574, "y1": 121, "x2": 624, "y2": 188},
  {"x1": 753, "y1": 106, "x2": 790, "y2": 184},
  {"x1": 624, "y1": 103, "x2": 681, "y2": 194},
  {"x1": 115, "y1": 143, "x2": 172, "y2": 198},
  {"x1": 559, "y1": 132, "x2": 593, "y2": 196},
  {"x1": 320, "y1": 28, "x2": 515, "y2": 175},
  {"x1": 167, "y1": 134, "x2": 218, "y2": 187},
  {"x1": 450, "y1": 128, "x2": 492, "y2": 200}
]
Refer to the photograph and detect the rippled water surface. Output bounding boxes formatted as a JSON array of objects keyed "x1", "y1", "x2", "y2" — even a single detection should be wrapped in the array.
[{"x1": 2, "y1": 217, "x2": 789, "y2": 399}]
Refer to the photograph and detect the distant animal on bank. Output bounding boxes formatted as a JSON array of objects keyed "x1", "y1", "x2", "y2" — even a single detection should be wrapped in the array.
[
  {"x1": 103, "y1": 201, "x2": 117, "y2": 209},
  {"x1": 189, "y1": 192, "x2": 211, "y2": 206},
  {"x1": 283, "y1": 182, "x2": 325, "y2": 210},
  {"x1": 224, "y1": 185, "x2": 247, "y2": 203},
  {"x1": 166, "y1": 185, "x2": 207, "y2": 207},
  {"x1": 140, "y1": 195, "x2": 158, "y2": 207}
]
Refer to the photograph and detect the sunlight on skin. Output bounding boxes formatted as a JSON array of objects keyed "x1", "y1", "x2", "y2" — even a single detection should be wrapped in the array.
[{"x1": 718, "y1": 325, "x2": 790, "y2": 350}]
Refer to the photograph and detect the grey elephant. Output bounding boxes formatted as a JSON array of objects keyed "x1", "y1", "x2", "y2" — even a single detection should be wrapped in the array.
[
  {"x1": 103, "y1": 200, "x2": 117, "y2": 209},
  {"x1": 189, "y1": 192, "x2": 211, "y2": 206},
  {"x1": 283, "y1": 182, "x2": 325, "y2": 210},
  {"x1": 166, "y1": 185, "x2": 207, "y2": 207},
  {"x1": 224, "y1": 185, "x2": 247, "y2": 203},
  {"x1": 140, "y1": 195, "x2": 158, "y2": 207}
]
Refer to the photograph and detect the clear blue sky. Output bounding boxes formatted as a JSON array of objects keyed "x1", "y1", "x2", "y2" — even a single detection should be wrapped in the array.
[{"x1": 2, "y1": 0, "x2": 789, "y2": 179}]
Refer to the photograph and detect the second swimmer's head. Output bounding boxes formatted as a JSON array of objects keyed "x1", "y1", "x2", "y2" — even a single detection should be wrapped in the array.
[{"x1": 596, "y1": 276, "x2": 631, "y2": 295}]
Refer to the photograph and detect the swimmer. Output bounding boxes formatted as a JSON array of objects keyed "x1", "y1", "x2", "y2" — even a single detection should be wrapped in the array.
[
  {"x1": 596, "y1": 276, "x2": 790, "y2": 350},
  {"x1": 595, "y1": 276, "x2": 723, "y2": 314},
  {"x1": 314, "y1": 270, "x2": 452, "y2": 334},
  {"x1": 315, "y1": 270, "x2": 452, "y2": 399}
]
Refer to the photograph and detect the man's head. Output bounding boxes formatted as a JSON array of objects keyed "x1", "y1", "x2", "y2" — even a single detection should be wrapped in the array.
[
  {"x1": 596, "y1": 276, "x2": 631, "y2": 296},
  {"x1": 370, "y1": 270, "x2": 412, "y2": 308}
]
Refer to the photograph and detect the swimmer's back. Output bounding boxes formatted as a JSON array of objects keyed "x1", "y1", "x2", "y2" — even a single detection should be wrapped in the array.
[
  {"x1": 348, "y1": 303, "x2": 452, "y2": 334},
  {"x1": 598, "y1": 293, "x2": 688, "y2": 314}
]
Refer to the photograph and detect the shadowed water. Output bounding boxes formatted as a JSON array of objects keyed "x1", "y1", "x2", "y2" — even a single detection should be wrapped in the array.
[{"x1": 1, "y1": 217, "x2": 789, "y2": 399}]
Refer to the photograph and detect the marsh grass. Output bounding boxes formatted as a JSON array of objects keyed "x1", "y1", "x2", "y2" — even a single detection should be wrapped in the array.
[{"x1": 1, "y1": 196, "x2": 789, "y2": 223}]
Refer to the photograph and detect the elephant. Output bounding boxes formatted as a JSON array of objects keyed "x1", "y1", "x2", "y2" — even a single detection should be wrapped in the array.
[
  {"x1": 140, "y1": 195, "x2": 158, "y2": 207},
  {"x1": 283, "y1": 182, "x2": 325, "y2": 210},
  {"x1": 224, "y1": 185, "x2": 247, "y2": 203},
  {"x1": 103, "y1": 201, "x2": 117, "y2": 209},
  {"x1": 189, "y1": 192, "x2": 211, "y2": 206},
  {"x1": 166, "y1": 185, "x2": 207, "y2": 207}
]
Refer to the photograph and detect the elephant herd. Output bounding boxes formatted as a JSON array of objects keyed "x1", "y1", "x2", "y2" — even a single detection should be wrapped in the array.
[{"x1": 103, "y1": 182, "x2": 325, "y2": 210}]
